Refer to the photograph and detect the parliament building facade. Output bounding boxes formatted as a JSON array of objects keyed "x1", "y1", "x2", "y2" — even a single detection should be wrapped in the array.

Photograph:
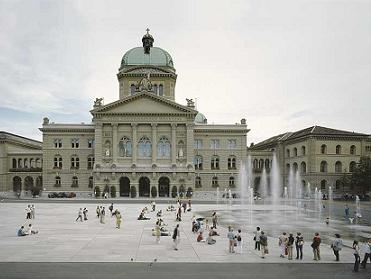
[{"x1": 0, "y1": 31, "x2": 370, "y2": 198}]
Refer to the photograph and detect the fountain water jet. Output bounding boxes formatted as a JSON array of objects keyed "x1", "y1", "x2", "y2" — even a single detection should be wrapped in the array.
[{"x1": 270, "y1": 153, "x2": 281, "y2": 207}]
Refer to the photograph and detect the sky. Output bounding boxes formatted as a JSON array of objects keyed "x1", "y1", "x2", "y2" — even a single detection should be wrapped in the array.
[{"x1": 0, "y1": 0, "x2": 370, "y2": 145}]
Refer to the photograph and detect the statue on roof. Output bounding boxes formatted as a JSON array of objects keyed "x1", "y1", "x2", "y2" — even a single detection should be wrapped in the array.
[
  {"x1": 136, "y1": 73, "x2": 153, "y2": 92},
  {"x1": 94, "y1": 98, "x2": 103, "y2": 107}
]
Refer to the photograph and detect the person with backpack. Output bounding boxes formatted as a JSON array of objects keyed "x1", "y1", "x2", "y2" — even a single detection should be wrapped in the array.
[
  {"x1": 311, "y1": 232, "x2": 321, "y2": 261},
  {"x1": 331, "y1": 234, "x2": 343, "y2": 261}
]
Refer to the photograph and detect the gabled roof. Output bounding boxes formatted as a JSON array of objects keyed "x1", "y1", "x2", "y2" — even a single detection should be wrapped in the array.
[
  {"x1": 90, "y1": 91, "x2": 197, "y2": 116},
  {"x1": 0, "y1": 131, "x2": 42, "y2": 149}
]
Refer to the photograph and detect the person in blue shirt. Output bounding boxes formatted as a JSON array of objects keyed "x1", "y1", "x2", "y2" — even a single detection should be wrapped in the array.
[{"x1": 17, "y1": 226, "x2": 26, "y2": 237}]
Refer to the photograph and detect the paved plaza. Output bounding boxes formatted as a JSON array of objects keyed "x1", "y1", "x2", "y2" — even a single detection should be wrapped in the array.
[{"x1": 0, "y1": 200, "x2": 368, "y2": 264}]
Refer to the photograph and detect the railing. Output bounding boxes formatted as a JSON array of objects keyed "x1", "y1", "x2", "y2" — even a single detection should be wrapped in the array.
[{"x1": 9, "y1": 167, "x2": 42, "y2": 172}]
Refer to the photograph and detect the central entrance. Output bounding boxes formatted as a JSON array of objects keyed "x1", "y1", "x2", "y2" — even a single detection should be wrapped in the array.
[
  {"x1": 139, "y1": 176, "x2": 150, "y2": 197},
  {"x1": 158, "y1": 177, "x2": 170, "y2": 197},
  {"x1": 119, "y1": 177, "x2": 130, "y2": 197}
]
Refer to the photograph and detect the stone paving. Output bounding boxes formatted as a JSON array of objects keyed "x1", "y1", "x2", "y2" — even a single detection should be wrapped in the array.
[{"x1": 0, "y1": 201, "x2": 360, "y2": 263}]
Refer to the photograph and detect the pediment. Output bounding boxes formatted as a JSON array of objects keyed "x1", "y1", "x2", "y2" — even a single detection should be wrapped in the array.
[{"x1": 91, "y1": 92, "x2": 197, "y2": 116}]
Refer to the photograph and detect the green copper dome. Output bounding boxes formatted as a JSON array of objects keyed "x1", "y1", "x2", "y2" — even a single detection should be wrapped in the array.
[
  {"x1": 121, "y1": 47, "x2": 174, "y2": 68},
  {"x1": 195, "y1": 112, "x2": 207, "y2": 124}
]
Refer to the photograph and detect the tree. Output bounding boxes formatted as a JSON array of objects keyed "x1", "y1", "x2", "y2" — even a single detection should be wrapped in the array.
[
  {"x1": 151, "y1": 186, "x2": 157, "y2": 198},
  {"x1": 351, "y1": 156, "x2": 371, "y2": 195},
  {"x1": 171, "y1": 186, "x2": 177, "y2": 198}
]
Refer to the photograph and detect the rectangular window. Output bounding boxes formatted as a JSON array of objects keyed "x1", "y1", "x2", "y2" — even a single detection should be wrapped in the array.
[
  {"x1": 54, "y1": 139, "x2": 62, "y2": 148},
  {"x1": 88, "y1": 139, "x2": 95, "y2": 148},
  {"x1": 71, "y1": 138, "x2": 79, "y2": 148},
  {"x1": 366, "y1": 146, "x2": 371, "y2": 152},
  {"x1": 228, "y1": 139, "x2": 237, "y2": 149},
  {"x1": 210, "y1": 139, "x2": 220, "y2": 149},
  {"x1": 194, "y1": 139, "x2": 203, "y2": 149}
]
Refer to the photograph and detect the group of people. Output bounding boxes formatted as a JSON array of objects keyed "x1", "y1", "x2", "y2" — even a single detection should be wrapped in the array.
[
  {"x1": 17, "y1": 205, "x2": 38, "y2": 237},
  {"x1": 76, "y1": 208, "x2": 89, "y2": 222},
  {"x1": 25, "y1": 204, "x2": 35, "y2": 219}
]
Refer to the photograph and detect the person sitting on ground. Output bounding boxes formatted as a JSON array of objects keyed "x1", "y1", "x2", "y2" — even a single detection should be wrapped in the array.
[
  {"x1": 26, "y1": 224, "x2": 38, "y2": 235},
  {"x1": 17, "y1": 226, "x2": 27, "y2": 237},
  {"x1": 138, "y1": 211, "x2": 150, "y2": 220},
  {"x1": 157, "y1": 210, "x2": 163, "y2": 217},
  {"x1": 209, "y1": 226, "x2": 219, "y2": 236},
  {"x1": 206, "y1": 230, "x2": 216, "y2": 245},
  {"x1": 197, "y1": 231, "x2": 204, "y2": 242}
]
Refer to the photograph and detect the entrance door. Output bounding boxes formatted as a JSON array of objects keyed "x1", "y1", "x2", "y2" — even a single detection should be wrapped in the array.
[
  {"x1": 139, "y1": 177, "x2": 150, "y2": 197},
  {"x1": 158, "y1": 177, "x2": 170, "y2": 197},
  {"x1": 119, "y1": 177, "x2": 130, "y2": 197}
]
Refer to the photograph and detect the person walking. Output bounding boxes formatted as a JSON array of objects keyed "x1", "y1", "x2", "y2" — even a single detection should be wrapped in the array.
[
  {"x1": 172, "y1": 224, "x2": 180, "y2": 250},
  {"x1": 279, "y1": 232, "x2": 288, "y2": 258},
  {"x1": 212, "y1": 212, "x2": 218, "y2": 229},
  {"x1": 260, "y1": 231, "x2": 268, "y2": 259},
  {"x1": 361, "y1": 239, "x2": 371, "y2": 269},
  {"x1": 331, "y1": 234, "x2": 343, "y2": 261},
  {"x1": 353, "y1": 240, "x2": 360, "y2": 272},
  {"x1": 295, "y1": 232, "x2": 304, "y2": 260},
  {"x1": 115, "y1": 210, "x2": 122, "y2": 229},
  {"x1": 254, "y1": 227, "x2": 261, "y2": 251},
  {"x1": 83, "y1": 208, "x2": 88, "y2": 221},
  {"x1": 311, "y1": 232, "x2": 321, "y2": 261},
  {"x1": 227, "y1": 226, "x2": 235, "y2": 253},
  {"x1": 287, "y1": 233, "x2": 295, "y2": 260},
  {"x1": 236, "y1": 229, "x2": 243, "y2": 254},
  {"x1": 100, "y1": 207, "x2": 105, "y2": 224},
  {"x1": 96, "y1": 206, "x2": 100, "y2": 218},
  {"x1": 76, "y1": 208, "x2": 83, "y2": 222}
]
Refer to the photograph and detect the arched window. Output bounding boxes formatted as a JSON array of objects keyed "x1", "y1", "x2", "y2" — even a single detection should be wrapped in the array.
[
  {"x1": 35, "y1": 158, "x2": 41, "y2": 168},
  {"x1": 286, "y1": 163, "x2": 290, "y2": 173},
  {"x1": 12, "y1": 158, "x2": 17, "y2": 169},
  {"x1": 30, "y1": 158, "x2": 35, "y2": 168},
  {"x1": 301, "y1": 162, "x2": 306, "y2": 173},
  {"x1": 72, "y1": 176, "x2": 78, "y2": 187},
  {"x1": 157, "y1": 136, "x2": 171, "y2": 158},
  {"x1": 321, "y1": 144, "x2": 327, "y2": 154},
  {"x1": 119, "y1": 136, "x2": 132, "y2": 157},
  {"x1": 265, "y1": 159, "x2": 270, "y2": 169},
  {"x1": 158, "y1": 84, "x2": 164, "y2": 96},
  {"x1": 293, "y1": 162, "x2": 298, "y2": 173},
  {"x1": 194, "y1": 155, "x2": 203, "y2": 170},
  {"x1": 335, "y1": 180, "x2": 343, "y2": 190},
  {"x1": 228, "y1": 156, "x2": 236, "y2": 170},
  {"x1": 88, "y1": 176, "x2": 94, "y2": 188},
  {"x1": 130, "y1": 84, "x2": 136, "y2": 95},
  {"x1": 294, "y1": 147, "x2": 298, "y2": 157},
  {"x1": 212, "y1": 176, "x2": 218, "y2": 187},
  {"x1": 18, "y1": 158, "x2": 23, "y2": 168},
  {"x1": 138, "y1": 136, "x2": 151, "y2": 157},
  {"x1": 335, "y1": 161, "x2": 342, "y2": 173},
  {"x1": 301, "y1": 146, "x2": 306, "y2": 155},
  {"x1": 54, "y1": 156, "x2": 62, "y2": 169},
  {"x1": 24, "y1": 158, "x2": 28, "y2": 168},
  {"x1": 55, "y1": 176, "x2": 61, "y2": 187},
  {"x1": 349, "y1": 161, "x2": 356, "y2": 172},
  {"x1": 211, "y1": 155, "x2": 220, "y2": 170},
  {"x1": 336, "y1": 145, "x2": 342, "y2": 155},
  {"x1": 258, "y1": 159, "x2": 264, "y2": 169},
  {"x1": 286, "y1": 149, "x2": 290, "y2": 158},
  {"x1": 253, "y1": 159, "x2": 258, "y2": 170},
  {"x1": 320, "y1": 161, "x2": 327, "y2": 172},
  {"x1": 104, "y1": 140, "x2": 111, "y2": 157},
  {"x1": 229, "y1": 176, "x2": 235, "y2": 187},
  {"x1": 320, "y1": 179, "x2": 327, "y2": 190},
  {"x1": 153, "y1": 84, "x2": 158, "y2": 94},
  {"x1": 195, "y1": 176, "x2": 202, "y2": 188},
  {"x1": 350, "y1": 145, "x2": 356, "y2": 155},
  {"x1": 71, "y1": 156, "x2": 79, "y2": 169},
  {"x1": 87, "y1": 156, "x2": 95, "y2": 169}
]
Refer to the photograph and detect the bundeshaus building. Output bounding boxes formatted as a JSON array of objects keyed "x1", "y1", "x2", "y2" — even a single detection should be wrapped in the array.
[{"x1": 0, "y1": 30, "x2": 248, "y2": 198}]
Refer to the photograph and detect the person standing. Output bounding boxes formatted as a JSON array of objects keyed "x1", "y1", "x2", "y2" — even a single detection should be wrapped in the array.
[
  {"x1": 361, "y1": 239, "x2": 371, "y2": 269},
  {"x1": 287, "y1": 233, "x2": 295, "y2": 260},
  {"x1": 83, "y1": 208, "x2": 88, "y2": 221},
  {"x1": 236, "y1": 229, "x2": 243, "y2": 254},
  {"x1": 345, "y1": 204, "x2": 350, "y2": 218},
  {"x1": 353, "y1": 240, "x2": 360, "y2": 272},
  {"x1": 227, "y1": 226, "x2": 235, "y2": 253},
  {"x1": 254, "y1": 227, "x2": 261, "y2": 251},
  {"x1": 279, "y1": 232, "x2": 288, "y2": 258},
  {"x1": 154, "y1": 223, "x2": 161, "y2": 243},
  {"x1": 212, "y1": 212, "x2": 218, "y2": 229},
  {"x1": 76, "y1": 208, "x2": 83, "y2": 222},
  {"x1": 25, "y1": 205, "x2": 31, "y2": 219},
  {"x1": 260, "y1": 231, "x2": 268, "y2": 259},
  {"x1": 331, "y1": 234, "x2": 343, "y2": 261},
  {"x1": 96, "y1": 206, "x2": 100, "y2": 218},
  {"x1": 115, "y1": 210, "x2": 122, "y2": 229},
  {"x1": 100, "y1": 207, "x2": 105, "y2": 224},
  {"x1": 109, "y1": 203, "x2": 114, "y2": 216},
  {"x1": 311, "y1": 232, "x2": 321, "y2": 261},
  {"x1": 31, "y1": 205, "x2": 35, "y2": 219},
  {"x1": 172, "y1": 224, "x2": 180, "y2": 250},
  {"x1": 295, "y1": 232, "x2": 304, "y2": 260},
  {"x1": 151, "y1": 201, "x2": 156, "y2": 212}
]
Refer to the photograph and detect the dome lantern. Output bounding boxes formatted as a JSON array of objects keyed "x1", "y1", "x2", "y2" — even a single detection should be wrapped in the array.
[{"x1": 142, "y1": 28, "x2": 154, "y2": 54}]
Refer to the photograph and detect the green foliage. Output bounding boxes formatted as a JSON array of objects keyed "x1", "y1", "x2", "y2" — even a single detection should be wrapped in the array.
[
  {"x1": 151, "y1": 186, "x2": 157, "y2": 198},
  {"x1": 130, "y1": 186, "x2": 137, "y2": 198},
  {"x1": 110, "y1": 186, "x2": 117, "y2": 198},
  {"x1": 171, "y1": 186, "x2": 177, "y2": 198},
  {"x1": 351, "y1": 156, "x2": 371, "y2": 194}
]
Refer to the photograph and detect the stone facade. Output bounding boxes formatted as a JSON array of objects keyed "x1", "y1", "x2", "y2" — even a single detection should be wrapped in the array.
[{"x1": 248, "y1": 126, "x2": 371, "y2": 197}]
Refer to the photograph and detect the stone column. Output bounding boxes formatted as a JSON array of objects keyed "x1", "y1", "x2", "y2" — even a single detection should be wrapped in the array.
[
  {"x1": 152, "y1": 123, "x2": 157, "y2": 164},
  {"x1": 171, "y1": 123, "x2": 177, "y2": 165},
  {"x1": 112, "y1": 123, "x2": 118, "y2": 163},
  {"x1": 132, "y1": 124, "x2": 137, "y2": 165},
  {"x1": 186, "y1": 123, "x2": 194, "y2": 166},
  {"x1": 94, "y1": 123, "x2": 103, "y2": 164}
]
